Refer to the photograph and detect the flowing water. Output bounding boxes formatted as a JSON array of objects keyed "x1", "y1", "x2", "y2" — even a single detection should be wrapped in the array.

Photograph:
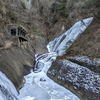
[{"x1": 0, "y1": 17, "x2": 93, "y2": 100}]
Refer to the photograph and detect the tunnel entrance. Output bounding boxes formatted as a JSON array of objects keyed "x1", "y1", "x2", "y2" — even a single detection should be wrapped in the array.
[
  {"x1": 11, "y1": 29, "x2": 16, "y2": 36},
  {"x1": 6, "y1": 24, "x2": 29, "y2": 47},
  {"x1": 18, "y1": 37, "x2": 28, "y2": 43}
]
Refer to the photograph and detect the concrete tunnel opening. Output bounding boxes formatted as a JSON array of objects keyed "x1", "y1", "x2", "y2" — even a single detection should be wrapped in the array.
[{"x1": 11, "y1": 29, "x2": 16, "y2": 36}]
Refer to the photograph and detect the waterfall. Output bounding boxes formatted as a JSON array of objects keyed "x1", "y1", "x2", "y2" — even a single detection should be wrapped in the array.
[
  {"x1": 0, "y1": 17, "x2": 93, "y2": 100},
  {"x1": 32, "y1": 17, "x2": 93, "y2": 100},
  {"x1": 47, "y1": 17, "x2": 93, "y2": 55},
  {"x1": 34, "y1": 17, "x2": 93, "y2": 72},
  {"x1": 34, "y1": 53, "x2": 57, "y2": 73},
  {"x1": 0, "y1": 71, "x2": 18, "y2": 100}
]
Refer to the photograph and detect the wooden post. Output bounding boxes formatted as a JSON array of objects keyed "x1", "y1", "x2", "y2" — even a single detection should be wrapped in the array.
[
  {"x1": 16, "y1": 27, "x2": 18, "y2": 36},
  {"x1": 18, "y1": 37, "x2": 20, "y2": 47}
]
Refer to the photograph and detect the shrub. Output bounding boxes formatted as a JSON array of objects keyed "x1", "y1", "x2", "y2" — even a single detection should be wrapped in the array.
[
  {"x1": 50, "y1": 0, "x2": 68, "y2": 25},
  {"x1": 51, "y1": 0, "x2": 68, "y2": 16},
  {"x1": 51, "y1": 3, "x2": 59, "y2": 13},
  {"x1": 69, "y1": 1, "x2": 74, "y2": 10},
  {"x1": 27, "y1": 21, "x2": 31, "y2": 25},
  {"x1": 6, "y1": 11, "x2": 17, "y2": 23},
  {"x1": 85, "y1": 0, "x2": 100, "y2": 20},
  {"x1": 44, "y1": 21, "x2": 50, "y2": 26},
  {"x1": 93, "y1": 0, "x2": 100, "y2": 7},
  {"x1": 21, "y1": 1, "x2": 26, "y2": 9},
  {"x1": 51, "y1": 15, "x2": 59, "y2": 24},
  {"x1": 58, "y1": 1, "x2": 67, "y2": 15}
]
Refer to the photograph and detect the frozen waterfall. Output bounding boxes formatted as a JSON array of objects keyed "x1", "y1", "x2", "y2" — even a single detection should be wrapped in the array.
[
  {"x1": 47, "y1": 17, "x2": 93, "y2": 55},
  {"x1": 0, "y1": 17, "x2": 93, "y2": 100}
]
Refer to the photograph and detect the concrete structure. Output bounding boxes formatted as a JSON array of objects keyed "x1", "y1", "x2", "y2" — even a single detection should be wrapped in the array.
[
  {"x1": 6, "y1": 24, "x2": 29, "y2": 47},
  {"x1": 6, "y1": 24, "x2": 28, "y2": 37}
]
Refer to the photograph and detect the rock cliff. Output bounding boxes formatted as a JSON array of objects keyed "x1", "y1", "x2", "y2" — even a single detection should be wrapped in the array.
[
  {"x1": 0, "y1": 45, "x2": 35, "y2": 90},
  {"x1": 0, "y1": 0, "x2": 36, "y2": 90},
  {"x1": 0, "y1": 0, "x2": 100, "y2": 95}
]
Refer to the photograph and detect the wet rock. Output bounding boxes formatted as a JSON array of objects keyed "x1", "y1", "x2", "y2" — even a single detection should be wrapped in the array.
[
  {"x1": 35, "y1": 35, "x2": 48, "y2": 54},
  {"x1": 47, "y1": 60, "x2": 100, "y2": 100},
  {"x1": 40, "y1": 78, "x2": 46, "y2": 82}
]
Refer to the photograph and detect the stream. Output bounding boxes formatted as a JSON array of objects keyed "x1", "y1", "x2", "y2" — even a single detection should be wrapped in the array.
[{"x1": 0, "y1": 17, "x2": 93, "y2": 100}]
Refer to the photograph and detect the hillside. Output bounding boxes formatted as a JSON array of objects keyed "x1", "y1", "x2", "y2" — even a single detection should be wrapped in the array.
[
  {"x1": 0, "y1": 0, "x2": 100, "y2": 92},
  {"x1": 0, "y1": 0, "x2": 100, "y2": 51}
]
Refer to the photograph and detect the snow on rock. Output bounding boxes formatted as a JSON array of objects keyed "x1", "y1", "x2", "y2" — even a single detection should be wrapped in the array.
[
  {"x1": 47, "y1": 17, "x2": 93, "y2": 55},
  {"x1": 47, "y1": 60, "x2": 100, "y2": 100},
  {"x1": 0, "y1": 71, "x2": 18, "y2": 100},
  {"x1": 69, "y1": 56, "x2": 93, "y2": 65},
  {"x1": 68, "y1": 56, "x2": 100, "y2": 73},
  {"x1": 69, "y1": 56, "x2": 100, "y2": 66}
]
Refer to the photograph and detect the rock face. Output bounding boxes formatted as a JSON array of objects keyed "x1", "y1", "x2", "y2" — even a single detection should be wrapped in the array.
[
  {"x1": 0, "y1": 47, "x2": 35, "y2": 90},
  {"x1": 47, "y1": 60, "x2": 100, "y2": 100},
  {"x1": 0, "y1": 0, "x2": 47, "y2": 91},
  {"x1": 68, "y1": 56, "x2": 100, "y2": 74},
  {"x1": 35, "y1": 35, "x2": 48, "y2": 54}
]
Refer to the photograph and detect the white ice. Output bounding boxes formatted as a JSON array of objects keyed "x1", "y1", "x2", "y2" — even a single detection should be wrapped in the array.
[
  {"x1": 47, "y1": 17, "x2": 93, "y2": 55},
  {"x1": 0, "y1": 17, "x2": 93, "y2": 100},
  {"x1": 18, "y1": 53, "x2": 80, "y2": 100},
  {"x1": 0, "y1": 71, "x2": 18, "y2": 100},
  {"x1": 18, "y1": 17, "x2": 93, "y2": 100}
]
